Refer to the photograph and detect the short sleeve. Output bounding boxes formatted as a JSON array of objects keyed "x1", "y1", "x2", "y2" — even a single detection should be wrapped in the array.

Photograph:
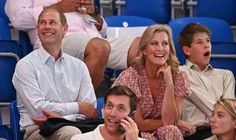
[
  {"x1": 173, "y1": 70, "x2": 191, "y2": 97},
  {"x1": 112, "y1": 67, "x2": 141, "y2": 97}
]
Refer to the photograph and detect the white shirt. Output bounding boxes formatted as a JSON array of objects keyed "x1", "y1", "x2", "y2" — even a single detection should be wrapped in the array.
[
  {"x1": 180, "y1": 60, "x2": 235, "y2": 126},
  {"x1": 5, "y1": 0, "x2": 107, "y2": 49},
  {"x1": 71, "y1": 124, "x2": 147, "y2": 140},
  {"x1": 12, "y1": 47, "x2": 96, "y2": 128}
]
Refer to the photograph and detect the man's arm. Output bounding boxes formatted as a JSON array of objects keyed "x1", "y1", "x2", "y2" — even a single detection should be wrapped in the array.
[
  {"x1": 5, "y1": 0, "x2": 40, "y2": 30},
  {"x1": 12, "y1": 60, "x2": 80, "y2": 119},
  {"x1": 79, "y1": 1, "x2": 107, "y2": 34},
  {"x1": 5, "y1": 0, "x2": 81, "y2": 30},
  {"x1": 76, "y1": 62, "x2": 97, "y2": 118},
  {"x1": 222, "y1": 70, "x2": 235, "y2": 99}
]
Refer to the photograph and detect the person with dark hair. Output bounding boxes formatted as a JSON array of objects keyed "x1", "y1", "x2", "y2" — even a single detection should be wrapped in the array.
[
  {"x1": 113, "y1": 24, "x2": 190, "y2": 140},
  {"x1": 5, "y1": 0, "x2": 140, "y2": 89},
  {"x1": 176, "y1": 23, "x2": 235, "y2": 140},
  {"x1": 210, "y1": 99, "x2": 236, "y2": 140},
  {"x1": 71, "y1": 85, "x2": 146, "y2": 140},
  {"x1": 12, "y1": 8, "x2": 97, "y2": 140}
]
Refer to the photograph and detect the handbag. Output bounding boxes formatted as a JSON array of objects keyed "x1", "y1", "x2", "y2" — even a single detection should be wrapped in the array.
[{"x1": 39, "y1": 117, "x2": 104, "y2": 137}]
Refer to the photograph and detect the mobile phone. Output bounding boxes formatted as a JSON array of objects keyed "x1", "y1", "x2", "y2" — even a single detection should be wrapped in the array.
[{"x1": 117, "y1": 111, "x2": 135, "y2": 134}]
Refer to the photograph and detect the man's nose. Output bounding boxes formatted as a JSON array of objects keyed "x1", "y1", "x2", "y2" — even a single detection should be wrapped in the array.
[
  {"x1": 110, "y1": 108, "x2": 121, "y2": 117},
  {"x1": 43, "y1": 23, "x2": 52, "y2": 29}
]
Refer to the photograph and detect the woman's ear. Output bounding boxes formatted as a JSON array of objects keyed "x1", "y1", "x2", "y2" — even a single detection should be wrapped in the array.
[{"x1": 233, "y1": 120, "x2": 236, "y2": 129}]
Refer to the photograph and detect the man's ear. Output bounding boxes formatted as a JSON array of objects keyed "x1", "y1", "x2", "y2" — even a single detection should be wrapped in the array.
[
  {"x1": 63, "y1": 24, "x2": 69, "y2": 32},
  {"x1": 182, "y1": 46, "x2": 190, "y2": 57}
]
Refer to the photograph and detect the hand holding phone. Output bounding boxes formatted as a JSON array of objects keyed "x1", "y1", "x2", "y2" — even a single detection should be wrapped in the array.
[
  {"x1": 117, "y1": 111, "x2": 139, "y2": 139},
  {"x1": 117, "y1": 111, "x2": 136, "y2": 134}
]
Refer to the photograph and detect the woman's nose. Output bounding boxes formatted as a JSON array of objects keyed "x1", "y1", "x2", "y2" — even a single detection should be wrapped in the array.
[{"x1": 210, "y1": 116, "x2": 216, "y2": 123}]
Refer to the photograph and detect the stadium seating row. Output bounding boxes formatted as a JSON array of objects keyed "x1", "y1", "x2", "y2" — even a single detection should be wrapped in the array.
[{"x1": 99, "y1": 0, "x2": 236, "y2": 26}]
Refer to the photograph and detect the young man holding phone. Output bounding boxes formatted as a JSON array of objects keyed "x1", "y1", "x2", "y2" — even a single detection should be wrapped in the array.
[{"x1": 71, "y1": 85, "x2": 146, "y2": 140}]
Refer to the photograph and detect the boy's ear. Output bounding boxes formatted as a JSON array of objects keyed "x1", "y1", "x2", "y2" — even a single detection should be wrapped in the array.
[{"x1": 182, "y1": 45, "x2": 191, "y2": 57}]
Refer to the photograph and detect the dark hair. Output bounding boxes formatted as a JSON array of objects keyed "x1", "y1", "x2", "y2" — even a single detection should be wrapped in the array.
[
  {"x1": 38, "y1": 7, "x2": 67, "y2": 25},
  {"x1": 104, "y1": 85, "x2": 138, "y2": 113},
  {"x1": 179, "y1": 23, "x2": 211, "y2": 56}
]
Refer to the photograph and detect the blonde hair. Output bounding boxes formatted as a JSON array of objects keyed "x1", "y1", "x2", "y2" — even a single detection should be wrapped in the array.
[
  {"x1": 131, "y1": 24, "x2": 180, "y2": 75},
  {"x1": 216, "y1": 99, "x2": 236, "y2": 119}
]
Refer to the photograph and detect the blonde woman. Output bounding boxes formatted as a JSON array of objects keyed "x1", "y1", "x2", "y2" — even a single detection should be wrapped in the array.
[
  {"x1": 210, "y1": 99, "x2": 236, "y2": 140},
  {"x1": 113, "y1": 24, "x2": 190, "y2": 140}
]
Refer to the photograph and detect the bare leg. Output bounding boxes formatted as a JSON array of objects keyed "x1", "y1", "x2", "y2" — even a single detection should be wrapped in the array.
[
  {"x1": 127, "y1": 37, "x2": 141, "y2": 67},
  {"x1": 84, "y1": 38, "x2": 110, "y2": 89}
]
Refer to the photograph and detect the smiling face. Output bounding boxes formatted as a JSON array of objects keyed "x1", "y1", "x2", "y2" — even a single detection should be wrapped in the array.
[
  {"x1": 103, "y1": 94, "x2": 131, "y2": 135},
  {"x1": 37, "y1": 8, "x2": 68, "y2": 49},
  {"x1": 142, "y1": 31, "x2": 170, "y2": 68},
  {"x1": 210, "y1": 104, "x2": 236, "y2": 137},
  {"x1": 183, "y1": 32, "x2": 211, "y2": 70}
]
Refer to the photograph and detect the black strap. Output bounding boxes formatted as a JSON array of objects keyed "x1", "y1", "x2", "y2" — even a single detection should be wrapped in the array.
[
  {"x1": 39, "y1": 117, "x2": 104, "y2": 137},
  {"x1": 184, "y1": 126, "x2": 212, "y2": 140}
]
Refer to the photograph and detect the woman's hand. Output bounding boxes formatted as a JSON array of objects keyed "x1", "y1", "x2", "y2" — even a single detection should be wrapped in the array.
[
  {"x1": 176, "y1": 120, "x2": 196, "y2": 136},
  {"x1": 157, "y1": 64, "x2": 173, "y2": 85}
]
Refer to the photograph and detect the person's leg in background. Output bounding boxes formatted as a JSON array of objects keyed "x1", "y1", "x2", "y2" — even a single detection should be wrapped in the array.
[
  {"x1": 24, "y1": 125, "x2": 81, "y2": 140},
  {"x1": 84, "y1": 38, "x2": 110, "y2": 89},
  {"x1": 127, "y1": 37, "x2": 141, "y2": 67},
  {"x1": 62, "y1": 34, "x2": 110, "y2": 89}
]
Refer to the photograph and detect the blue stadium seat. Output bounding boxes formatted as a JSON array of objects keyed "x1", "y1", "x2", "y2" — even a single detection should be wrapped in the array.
[
  {"x1": 19, "y1": 31, "x2": 33, "y2": 57},
  {"x1": 0, "y1": 40, "x2": 20, "y2": 139},
  {"x1": 0, "y1": 54, "x2": 18, "y2": 139},
  {"x1": 0, "y1": 18, "x2": 11, "y2": 40},
  {"x1": 211, "y1": 42, "x2": 236, "y2": 77},
  {"x1": 0, "y1": 124, "x2": 11, "y2": 139},
  {"x1": 10, "y1": 100, "x2": 24, "y2": 140},
  {"x1": 104, "y1": 15, "x2": 156, "y2": 27},
  {"x1": 0, "y1": 0, "x2": 9, "y2": 22},
  {"x1": 0, "y1": 41, "x2": 20, "y2": 102},
  {"x1": 0, "y1": 40, "x2": 21, "y2": 57},
  {"x1": 193, "y1": 0, "x2": 236, "y2": 25},
  {"x1": 0, "y1": 53, "x2": 18, "y2": 101},
  {"x1": 120, "y1": 0, "x2": 171, "y2": 23},
  {"x1": 97, "y1": 97, "x2": 104, "y2": 118},
  {"x1": 168, "y1": 17, "x2": 234, "y2": 64}
]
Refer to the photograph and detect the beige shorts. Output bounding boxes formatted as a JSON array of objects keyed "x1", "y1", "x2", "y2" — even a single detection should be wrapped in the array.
[{"x1": 62, "y1": 33, "x2": 135, "y2": 69}]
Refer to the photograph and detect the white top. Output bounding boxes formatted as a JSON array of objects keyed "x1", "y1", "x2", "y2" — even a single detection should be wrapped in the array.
[
  {"x1": 180, "y1": 60, "x2": 235, "y2": 126},
  {"x1": 71, "y1": 124, "x2": 147, "y2": 140},
  {"x1": 5, "y1": 0, "x2": 107, "y2": 49},
  {"x1": 12, "y1": 47, "x2": 96, "y2": 128}
]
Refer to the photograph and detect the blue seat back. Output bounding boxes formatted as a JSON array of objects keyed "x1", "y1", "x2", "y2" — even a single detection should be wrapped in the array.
[
  {"x1": 0, "y1": 0, "x2": 8, "y2": 21},
  {"x1": 105, "y1": 15, "x2": 156, "y2": 27},
  {"x1": 97, "y1": 97, "x2": 104, "y2": 118},
  {"x1": 19, "y1": 31, "x2": 33, "y2": 57},
  {"x1": 120, "y1": 0, "x2": 171, "y2": 23},
  {"x1": 0, "y1": 40, "x2": 20, "y2": 102},
  {"x1": 0, "y1": 40, "x2": 21, "y2": 56},
  {"x1": 0, "y1": 18, "x2": 11, "y2": 40},
  {"x1": 10, "y1": 100, "x2": 24, "y2": 140},
  {"x1": 0, "y1": 40, "x2": 19, "y2": 140},
  {"x1": 210, "y1": 42, "x2": 236, "y2": 77},
  {"x1": 193, "y1": 0, "x2": 236, "y2": 25},
  {"x1": 0, "y1": 54, "x2": 18, "y2": 102},
  {"x1": 0, "y1": 125, "x2": 11, "y2": 139},
  {"x1": 168, "y1": 17, "x2": 234, "y2": 64}
]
